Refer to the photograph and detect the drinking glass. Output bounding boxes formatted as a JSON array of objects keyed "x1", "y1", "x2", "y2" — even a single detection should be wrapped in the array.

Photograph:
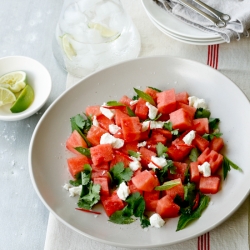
[{"x1": 52, "y1": 0, "x2": 141, "y2": 78}]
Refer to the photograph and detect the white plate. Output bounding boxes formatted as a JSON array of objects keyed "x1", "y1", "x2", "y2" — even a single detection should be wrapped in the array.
[
  {"x1": 142, "y1": 0, "x2": 220, "y2": 40},
  {"x1": 0, "y1": 56, "x2": 52, "y2": 121},
  {"x1": 150, "y1": 16, "x2": 224, "y2": 45},
  {"x1": 29, "y1": 56, "x2": 250, "y2": 248}
]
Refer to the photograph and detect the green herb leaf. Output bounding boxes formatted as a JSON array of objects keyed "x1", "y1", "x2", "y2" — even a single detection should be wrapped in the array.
[
  {"x1": 222, "y1": 155, "x2": 242, "y2": 180},
  {"x1": 128, "y1": 150, "x2": 140, "y2": 158},
  {"x1": 74, "y1": 147, "x2": 91, "y2": 158},
  {"x1": 108, "y1": 210, "x2": 135, "y2": 224},
  {"x1": 156, "y1": 142, "x2": 168, "y2": 158},
  {"x1": 184, "y1": 182, "x2": 196, "y2": 203},
  {"x1": 194, "y1": 108, "x2": 211, "y2": 119},
  {"x1": 189, "y1": 148, "x2": 199, "y2": 162},
  {"x1": 69, "y1": 178, "x2": 82, "y2": 186},
  {"x1": 155, "y1": 160, "x2": 176, "y2": 183},
  {"x1": 163, "y1": 121, "x2": 179, "y2": 136},
  {"x1": 133, "y1": 88, "x2": 156, "y2": 106},
  {"x1": 109, "y1": 162, "x2": 133, "y2": 185},
  {"x1": 155, "y1": 179, "x2": 181, "y2": 191},
  {"x1": 106, "y1": 101, "x2": 125, "y2": 107},
  {"x1": 176, "y1": 194, "x2": 210, "y2": 231},
  {"x1": 202, "y1": 132, "x2": 223, "y2": 141},
  {"x1": 126, "y1": 106, "x2": 136, "y2": 117},
  {"x1": 147, "y1": 86, "x2": 162, "y2": 92},
  {"x1": 209, "y1": 118, "x2": 220, "y2": 131}
]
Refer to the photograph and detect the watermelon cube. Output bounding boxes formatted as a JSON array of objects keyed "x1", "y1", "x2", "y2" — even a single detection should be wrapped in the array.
[
  {"x1": 66, "y1": 130, "x2": 87, "y2": 155},
  {"x1": 90, "y1": 144, "x2": 114, "y2": 165},
  {"x1": 199, "y1": 176, "x2": 220, "y2": 194},
  {"x1": 193, "y1": 118, "x2": 209, "y2": 135},
  {"x1": 169, "y1": 108, "x2": 193, "y2": 131},
  {"x1": 86, "y1": 125, "x2": 107, "y2": 146},
  {"x1": 156, "y1": 89, "x2": 177, "y2": 114},
  {"x1": 67, "y1": 155, "x2": 90, "y2": 178},
  {"x1": 85, "y1": 105, "x2": 101, "y2": 117},
  {"x1": 121, "y1": 116, "x2": 142, "y2": 142},
  {"x1": 156, "y1": 195, "x2": 180, "y2": 218},
  {"x1": 93, "y1": 177, "x2": 110, "y2": 196},
  {"x1": 132, "y1": 170, "x2": 158, "y2": 192},
  {"x1": 135, "y1": 98, "x2": 149, "y2": 120}
]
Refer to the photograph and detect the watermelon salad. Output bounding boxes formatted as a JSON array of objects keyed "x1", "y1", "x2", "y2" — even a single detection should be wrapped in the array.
[{"x1": 63, "y1": 87, "x2": 241, "y2": 231}]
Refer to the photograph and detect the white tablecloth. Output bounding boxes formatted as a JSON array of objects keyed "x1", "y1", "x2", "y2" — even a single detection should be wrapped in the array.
[{"x1": 44, "y1": 1, "x2": 250, "y2": 249}]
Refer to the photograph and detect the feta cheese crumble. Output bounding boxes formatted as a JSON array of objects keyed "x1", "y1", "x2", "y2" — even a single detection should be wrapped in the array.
[
  {"x1": 130, "y1": 100, "x2": 138, "y2": 106},
  {"x1": 138, "y1": 141, "x2": 147, "y2": 147},
  {"x1": 141, "y1": 120, "x2": 166, "y2": 131},
  {"x1": 146, "y1": 102, "x2": 158, "y2": 120},
  {"x1": 109, "y1": 124, "x2": 121, "y2": 135},
  {"x1": 183, "y1": 130, "x2": 196, "y2": 145},
  {"x1": 117, "y1": 181, "x2": 130, "y2": 201},
  {"x1": 188, "y1": 96, "x2": 207, "y2": 109},
  {"x1": 198, "y1": 161, "x2": 211, "y2": 177},
  {"x1": 100, "y1": 106, "x2": 115, "y2": 119},
  {"x1": 100, "y1": 133, "x2": 124, "y2": 149},
  {"x1": 129, "y1": 156, "x2": 142, "y2": 171},
  {"x1": 149, "y1": 213, "x2": 165, "y2": 228},
  {"x1": 68, "y1": 185, "x2": 82, "y2": 197},
  {"x1": 151, "y1": 156, "x2": 167, "y2": 167},
  {"x1": 92, "y1": 115, "x2": 99, "y2": 127}
]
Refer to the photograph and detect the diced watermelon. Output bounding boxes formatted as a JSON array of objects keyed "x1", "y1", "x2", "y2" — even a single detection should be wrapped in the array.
[
  {"x1": 197, "y1": 147, "x2": 223, "y2": 174},
  {"x1": 132, "y1": 170, "x2": 158, "y2": 192},
  {"x1": 192, "y1": 133, "x2": 209, "y2": 152},
  {"x1": 90, "y1": 144, "x2": 114, "y2": 165},
  {"x1": 127, "y1": 179, "x2": 143, "y2": 195},
  {"x1": 175, "y1": 91, "x2": 189, "y2": 104},
  {"x1": 67, "y1": 155, "x2": 90, "y2": 178},
  {"x1": 139, "y1": 147, "x2": 156, "y2": 168},
  {"x1": 91, "y1": 170, "x2": 110, "y2": 181},
  {"x1": 66, "y1": 130, "x2": 87, "y2": 155},
  {"x1": 156, "y1": 89, "x2": 177, "y2": 114},
  {"x1": 144, "y1": 87, "x2": 159, "y2": 103},
  {"x1": 121, "y1": 116, "x2": 142, "y2": 142},
  {"x1": 93, "y1": 177, "x2": 110, "y2": 196},
  {"x1": 210, "y1": 137, "x2": 224, "y2": 152},
  {"x1": 85, "y1": 105, "x2": 101, "y2": 117},
  {"x1": 156, "y1": 195, "x2": 180, "y2": 218},
  {"x1": 162, "y1": 179, "x2": 184, "y2": 200},
  {"x1": 86, "y1": 125, "x2": 107, "y2": 146},
  {"x1": 110, "y1": 150, "x2": 132, "y2": 168},
  {"x1": 146, "y1": 131, "x2": 167, "y2": 150},
  {"x1": 101, "y1": 191, "x2": 125, "y2": 217},
  {"x1": 135, "y1": 98, "x2": 149, "y2": 120},
  {"x1": 115, "y1": 109, "x2": 130, "y2": 127},
  {"x1": 153, "y1": 128, "x2": 172, "y2": 142},
  {"x1": 97, "y1": 114, "x2": 114, "y2": 131},
  {"x1": 177, "y1": 102, "x2": 196, "y2": 119},
  {"x1": 193, "y1": 118, "x2": 209, "y2": 135},
  {"x1": 168, "y1": 162, "x2": 188, "y2": 183},
  {"x1": 199, "y1": 176, "x2": 220, "y2": 194},
  {"x1": 144, "y1": 189, "x2": 160, "y2": 211},
  {"x1": 190, "y1": 162, "x2": 200, "y2": 183},
  {"x1": 119, "y1": 95, "x2": 135, "y2": 111},
  {"x1": 91, "y1": 162, "x2": 110, "y2": 171},
  {"x1": 119, "y1": 141, "x2": 138, "y2": 155},
  {"x1": 169, "y1": 108, "x2": 193, "y2": 131}
]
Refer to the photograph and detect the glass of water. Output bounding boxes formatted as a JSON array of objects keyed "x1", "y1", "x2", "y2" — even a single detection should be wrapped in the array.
[{"x1": 53, "y1": 0, "x2": 141, "y2": 78}]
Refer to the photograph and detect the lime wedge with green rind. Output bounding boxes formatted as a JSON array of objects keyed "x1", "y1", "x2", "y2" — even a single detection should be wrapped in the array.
[
  {"x1": 88, "y1": 22, "x2": 120, "y2": 40},
  {"x1": 62, "y1": 34, "x2": 77, "y2": 60},
  {"x1": 0, "y1": 87, "x2": 16, "y2": 107},
  {"x1": 10, "y1": 84, "x2": 34, "y2": 113},
  {"x1": 0, "y1": 71, "x2": 27, "y2": 93}
]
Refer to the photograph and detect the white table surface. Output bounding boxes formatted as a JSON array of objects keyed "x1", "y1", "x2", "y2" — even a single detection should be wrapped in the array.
[
  {"x1": 1, "y1": 0, "x2": 250, "y2": 250},
  {"x1": 0, "y1": 0, "x2": 66, "y2": 249}
]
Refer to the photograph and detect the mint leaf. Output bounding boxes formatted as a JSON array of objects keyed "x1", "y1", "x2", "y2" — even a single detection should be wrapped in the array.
[
  {"x1": 209, "y1": 118, "x2": 220, "y2": 131},
  {"x1": 133, "y1": 88, "x2": 156, "y2": 106},
  {"x1": 176, "y1": 194, "x2": 210, "y2": 231},
  {"x1": 155, "y1": 160, "x2": 176, "y2": 183},
  {"x1": 202, "y1": 132, "x2": 223, "y2": 141},
  {"x1": 147, "y1": 86, "x2": 162, "y2": 92},
  {"x1": 189, "y1": 148, "x2": 199, "y2": 162},
  {"x1": 223, "y1": 155, "x2": 242, "y2": 180},
  {"x1": 126, "y1": 107, "x2": 136, "y2": 117},
  {"x1": 155, "y1": 179, "x2": 181, "y2": 191},
  {"x1": 106, "y1": 101, "x2": 125, "y2": 107},
  {"x1": 163, "y1": 121, "x2": 179, "y2": 136},
  {"x1": 156, "y1": 142, "x2": 168, "y2": 158},
  {"x1": 128, "y1": 150, "x2": 140, "y2": 158},
  {"x1": 108, "y1": 210, "x2": 135, "y2": 224},
  {"x1": 74, "y1": 147, "x2": 91, "y2": 158},
  {"x1": 109, "y1": 162, "x2": 133, "y2": 185}
]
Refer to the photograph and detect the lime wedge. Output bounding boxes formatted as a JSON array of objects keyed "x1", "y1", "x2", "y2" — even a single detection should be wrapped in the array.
[
  {"x1": 62, "y1": 34, "x2": 77, "y2": 60},
  {"x1": 10, "y1": 84, "x2": 34, "y2": 113},
  {"x1": 0, "y1": 87, "x2": 16, "y2": 107},
  {"x1": 0, "y1": 71, "x2": 27, "y2": 93},
  {"x1": 88, "y1": 22, "x2": 120, "y2": 39}
]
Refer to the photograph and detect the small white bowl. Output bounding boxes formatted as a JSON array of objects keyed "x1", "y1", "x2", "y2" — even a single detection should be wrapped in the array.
[{"x1": 0, "y1": 56, "x2": 52, "y2": 121}]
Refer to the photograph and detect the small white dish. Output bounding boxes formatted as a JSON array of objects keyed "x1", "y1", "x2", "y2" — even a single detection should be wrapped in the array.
[{"x1": 0, "y1": 56, "x2": 52, "y2": 121}]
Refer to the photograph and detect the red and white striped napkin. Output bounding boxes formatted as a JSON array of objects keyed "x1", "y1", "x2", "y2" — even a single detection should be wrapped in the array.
[{"x1": 44, "y1": 1, "x2": 250, "y2": 250}]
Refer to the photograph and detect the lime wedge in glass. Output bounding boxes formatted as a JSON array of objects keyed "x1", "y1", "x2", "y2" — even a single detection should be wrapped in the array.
[
  {"x1": 10, "y1": 84, "x2": 34, "y2": 113},
  {"x1": 62, "y1": 34, "x2": 77, "y2": 60},
  {"x1": 0, "y1": 87, "x2": 16, "y2": 107},
  {"x1": 0, "y1": 71, "x2": 27, "y2": 93},
  {"x1": 88, "y1": 22, "x2": 120, "y2": 40}
]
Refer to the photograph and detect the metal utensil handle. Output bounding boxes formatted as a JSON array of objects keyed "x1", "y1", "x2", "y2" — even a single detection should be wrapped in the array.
[
  {"x1": 192, "y1": 0, "x2": 230, "y2": 22},
  {"x1": 178, "y1": 0, "x2": 226, "y2": 28}
]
